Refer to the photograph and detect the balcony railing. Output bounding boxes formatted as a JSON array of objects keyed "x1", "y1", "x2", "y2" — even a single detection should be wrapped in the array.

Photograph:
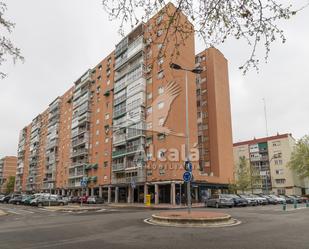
[
  {"x1": 112, "y1": 149, "x2": 127, "y2": 158},
  {"x1": 111, "y1": 175, "x2": 146, "y2": 184},
  {"x1": 112, "y1": 163, "x2": 125, "y2": 172},
  {"x1": 71, "y1": 148, "x2": 88, "y2": 158},
  {"x1": 72, "y1": 135, "x2": 89, "y2": 147},
  {"x1": 114, "y1": 94, "x2": 127, "y2": 106},
  {"x1": 113, "y1": 107, "x2": 126, "y2": 118}
]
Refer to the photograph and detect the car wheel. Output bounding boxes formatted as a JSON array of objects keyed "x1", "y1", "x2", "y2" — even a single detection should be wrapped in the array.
[
  {"x1": 59, "y1": 202, "x2": 64, "y2": 206},
  {"x1": 16, "y1": 201, "x2": 20, "y2": 205},
  {"x1": 38, "y1": 203, "x2": 43, "y2": 208},
  {"x1": 215, "y1": 203, "x2": 219, "y2": 208}
]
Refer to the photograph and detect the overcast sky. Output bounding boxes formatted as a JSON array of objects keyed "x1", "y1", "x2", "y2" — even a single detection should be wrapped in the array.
[{"x1": 1, "y1": 0, "x2": 308, "y2": 157}]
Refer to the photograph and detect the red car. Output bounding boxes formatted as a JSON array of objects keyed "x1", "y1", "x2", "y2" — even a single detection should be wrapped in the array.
[{"x1": 78, "y1": 196, "x2": 89, "y2": 203}]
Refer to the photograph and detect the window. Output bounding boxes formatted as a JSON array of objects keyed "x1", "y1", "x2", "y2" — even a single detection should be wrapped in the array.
[
  {"x1": 158, "y1": 117, "x2": 164, "y2": 126},
  {"x1": 147, "y1": 170, "x2": 152, "y2": 176},
  {"x1": 272, "y1": 141, "x2": 281, "y2": 147},
  {"x1": 158, "y1": 86, "x2": 164, "y2": 95},
  {"x1": 107, "y1": 79, "x2": 111, "y2": 85},
  {"x1": 147, "y1": 122, "x2": 152, "y2": 129},
  {"x1": 157, "y1": 133, "x2": 165, "y2": 140},
  {"x1": 146, "y1": 107, "x2": 152, "y2": 114},
  {"x1": 95, "y1": 141, "x2": 99, "y2": 146},
  {"x1": 147, "y1": 93, "x2": 152, "y2": 100},
  {"x1": 146, "y1": 77, "x2": 152, "y2": 84},
  {"x1": 105, "y1": 113, "x2": 110, "y2": 120},
  {"x1": 157, "y1": 70, "x2": 164, "y2": 79},
  {"x1": 156, "y1": 15, "x2": 163, "y2": 25},
  {"x1": 157, "y1": 29, "x2": 163, "y2": 37},
  {"x1": 104, "y1": 161, "x2": 108, "y2": 168},
  {"x1": 158, "y1": 57, "x2": 164, "y2": 66},
  {"x1": 96, "y1": 130, "x2": 99, "y2": 136},
  {"x1": 158, "y1": 101, "x2": 164, "y2": 109},
  {"x1": 275, "y1": 179, "x2": 286, "y2": 184},
  {"x1": 96, "y1": 119, "x2": 100, "y2": 124},
  {"x1": 97, "y1": 76, "x2": 101, "y2": 81},
  {"x1": 105, "y1": 138, "x2": 109, "y2": 143},
  {"x1": 97, "y1": 108, "x2": 100, "y2": 113},
  {"x1": 276, "y1": 169, "x2": 284, "y2": 175},
  {"x1": 157, "y1": 43, "x2": 163, "y2": 50},
  {"x1": 98, "y1": 65, "x2": 102, "y2": 70}
]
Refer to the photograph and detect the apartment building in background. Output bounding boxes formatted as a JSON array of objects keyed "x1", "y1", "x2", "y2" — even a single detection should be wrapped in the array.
[
  {"x1": 233, "y1": 133, "x2": 309, "y2": 195},
  {"x1": 14, "y1": 3, "x2": 234, "y2": 204},
  {"x1": 0, "y1": 156, "x2": 17, "y2": 193}
]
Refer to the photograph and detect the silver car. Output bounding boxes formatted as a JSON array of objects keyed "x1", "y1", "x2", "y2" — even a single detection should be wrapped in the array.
[{"x1": 205, "y1": 194, "x2": 234, "y2": 208}]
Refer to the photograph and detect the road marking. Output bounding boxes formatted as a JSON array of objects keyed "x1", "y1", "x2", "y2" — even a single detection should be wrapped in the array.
[{"x1": 7, "y1": 210, "x2": 21, "y2": 215}]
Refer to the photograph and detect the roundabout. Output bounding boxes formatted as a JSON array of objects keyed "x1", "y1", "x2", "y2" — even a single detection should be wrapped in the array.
[{"x1": 144, "y1": 211, "x2": 241, "y2": 228}]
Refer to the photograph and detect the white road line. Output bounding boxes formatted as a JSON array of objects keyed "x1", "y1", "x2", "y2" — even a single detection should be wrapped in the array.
[{"x1": 7, "y1": 210, "x2": 21, "y2": 215}]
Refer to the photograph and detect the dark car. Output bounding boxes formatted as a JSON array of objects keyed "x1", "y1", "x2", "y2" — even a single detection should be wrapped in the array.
[
  {"x1": 87, "y1": 196, "x2": 104, "y2": 204},
  {"x1": 205, "y1": 194, "x2": 234, "y2": 208},
  {"x1": 227, "y1": 194, "x2": 248, "y2": 207},
  {"x1": 69, "y1": 196, "x2": 80, "y2": 203},
  {"x1": 0, "y1": 195, "x2": 12, "y2": 203},
  {"x1": 8, "y1": 195, "x2": 23, "y2": 205},
  {"x1": 289, "y1": 195, "x2": 303, "y2": 203}
]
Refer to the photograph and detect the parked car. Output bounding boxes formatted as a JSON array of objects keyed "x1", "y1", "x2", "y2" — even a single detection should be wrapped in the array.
[
  {"x1": 69, "y1": 196, "x2": 80, "y2": 203},
  {"x1": 205, "y1": 194, "x2": 234, "y2": 208},
  {"x1": 226, "y1": 194, "x2": 248, "y2": 207},
  {"x1": 0, "y1": 194, "x2": 13, "y2": 203},
  {"x1": 290, "y1": 195, "x2": 303, "y2": 203},
  {"x1": 250, "y1": 194, "x2": 268, "y2": 205},
  {"x1": 87, "y1": 196, "x2": 104, "y2": 204},
  {"x1": 278, "y1": 195, "x2": 294, "y2": 204},
  {"x1": 8, "y1": 195, "x2": 23, "y2": 205},
  {"x1": 269, "y1": 195, "x2": 286, "y2": 204},
  {"x1": 78, "y1": 196, "x2": 89, "y2": 204},
  {"x1": 258, "y1": 194, "x2": 278, "y2": 205},
  {"x1": 31, "y1": 196, "x2": 68, "y2": 207},
  {"x1": 22, "y1": 195, "x2": 35, "y2": 205},
  {"x1": 238, "y1": 194, "x2": 258, "y2": 206}
]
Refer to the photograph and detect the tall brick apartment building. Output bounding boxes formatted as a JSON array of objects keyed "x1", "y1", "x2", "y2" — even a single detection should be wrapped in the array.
[
  {"x1": 0, "y1": 156, "x2": 17, "y2": 193},
  {"x1": 14, "y1": 3, "x2": 234, "y2": 204}
]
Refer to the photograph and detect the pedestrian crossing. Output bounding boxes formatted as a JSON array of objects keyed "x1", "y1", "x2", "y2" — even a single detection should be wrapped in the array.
[{"x1": 0, "y1": 204, "x2": 55, "y2": 217}]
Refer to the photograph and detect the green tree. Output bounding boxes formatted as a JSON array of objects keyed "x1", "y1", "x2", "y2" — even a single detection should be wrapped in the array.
[
  {"x1": 288, "y1": 135, "x2": 309, "y2": 178},
  {"x1": 5, "y1": 176, "x2": 15, "y2": 194},
  {"x1": 0, "y1": 2, "x2": 24, "y2": 78},
  {"x1": 235, "y1": 156, "x2": 251, "y2": 193}
]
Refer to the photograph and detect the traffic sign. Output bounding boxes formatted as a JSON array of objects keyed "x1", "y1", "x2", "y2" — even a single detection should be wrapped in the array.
[
  {"x1": 183, "y1": 171, "x2": 192, "y2": 182},
  {"x1": 184, "y1": 161, "x2": 192, "y2": 172},
  {"x1": 80, "y1": 177, "x2": 88, "y2": 187}
]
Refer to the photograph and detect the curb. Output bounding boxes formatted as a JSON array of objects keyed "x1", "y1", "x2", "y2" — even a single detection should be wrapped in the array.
[{"x1": 0, "y1": 210, "x2": 8, "y2": 216}]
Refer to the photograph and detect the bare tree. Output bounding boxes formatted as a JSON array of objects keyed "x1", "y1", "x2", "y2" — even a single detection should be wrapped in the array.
[
  {"x1": 102, "y1": 0, "x2": 308, "y2": 73},
  {"x1": 0, "y1": 1, "x2": 23, "y2": 79}
]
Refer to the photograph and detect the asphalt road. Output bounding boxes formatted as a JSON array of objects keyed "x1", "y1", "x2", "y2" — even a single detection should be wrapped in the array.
[{"x1": 0, "y1": 203, "x2": 309, "y2": 249}]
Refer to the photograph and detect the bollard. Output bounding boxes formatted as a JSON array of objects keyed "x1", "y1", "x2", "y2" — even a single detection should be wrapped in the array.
[
  {"x1": 306, "y1": 200, "x2": 309, "y2": 208},
  {"x1": 293, "y1": 199, "x2": 298, "y2": 209},
  {"x1": 282, "y1": 203, "x2": 287, "y2": 211}
]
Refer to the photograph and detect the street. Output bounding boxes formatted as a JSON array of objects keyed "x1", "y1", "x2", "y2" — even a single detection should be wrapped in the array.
[{"x1": 1, "y1": 204, "x2": 309, "y2": 249}]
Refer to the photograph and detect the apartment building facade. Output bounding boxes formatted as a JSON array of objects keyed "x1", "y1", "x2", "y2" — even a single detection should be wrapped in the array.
[
  {"x1": 0, "y1": 156, "x2": 17, "y2": 193},
  {"x1": 15, "y1": 3, "x2": 234, "y2": 204},
  {"x1": 233, "y1": 133, "x2": 309, "y2": 195}
]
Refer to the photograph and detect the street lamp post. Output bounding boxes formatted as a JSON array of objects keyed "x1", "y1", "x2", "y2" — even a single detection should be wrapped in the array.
[{"x1": 170, "y1": 63, "x2": 203, "y2": 214}]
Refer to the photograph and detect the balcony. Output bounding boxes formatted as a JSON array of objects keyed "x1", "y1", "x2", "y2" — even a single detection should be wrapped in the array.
[
  {"x1": 111, "y1": 175, "x2": 146, "y2": 184},
  {"x1": 114, "y1": 79, "x2": 127, "y2": 93},
  {"x1": 113, "y1": 133, "x2": 126, "y2": 145},
  {"x1": 46, "y1": 139, "x2": 58, "y2": 150},
  {"x1": 68, "y1": 172, "x2": 84, "y2": 179},
  {"x1": 113, "y1": 107, "x2": 126, "y2": 118},
  {"x1": 112, "y1": 149, "x2": 127, "y2": 158},
  {"x1": 70, "y1": 161, "x2": 88, "y2": 168},
  {"x1": 126, "y1": 144, "x2": 144, "y2": 155},
  {"x1": 114, "y1": 93, "x2": 127, "y2": 106},
  {"x1": 112, "y1": 163, "x2": 125, "y2": 172},
  {"x1": 72, "y1": 135, "x2": 89, "y2": 147},
  {"x1": 71, "y1": 148, "x2": 88, "y2": 158}
]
